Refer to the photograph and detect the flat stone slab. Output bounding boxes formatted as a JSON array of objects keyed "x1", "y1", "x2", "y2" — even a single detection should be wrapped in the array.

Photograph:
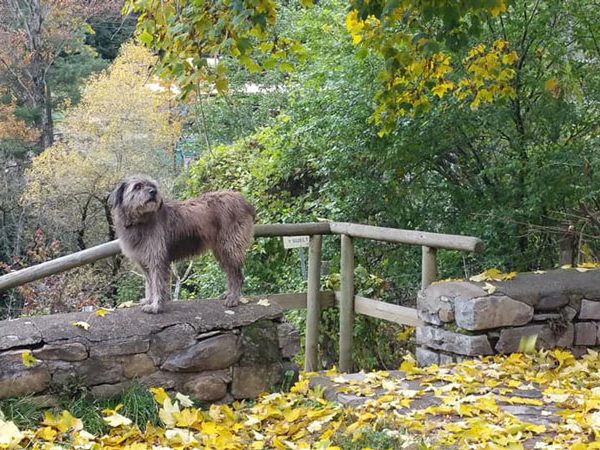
[
  {"x1": 454, "y1": 295, "x2": 533, "y2": 330},
  {"x1": 416, "y1": 326, "x2": 493, "y2": 356},
  {"x1": 0, "y1": 298, "x2": 285, "y2": 350}
]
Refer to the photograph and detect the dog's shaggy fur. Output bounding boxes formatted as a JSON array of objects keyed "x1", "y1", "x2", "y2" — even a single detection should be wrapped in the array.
[{"x1": 109, "y1": 175, "x2": 255, "y2": 314}]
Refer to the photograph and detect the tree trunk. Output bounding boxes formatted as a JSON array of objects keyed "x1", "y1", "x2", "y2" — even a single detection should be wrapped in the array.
[{"x1": 20, "y1": 0, "x2": 54, "y2": 149}]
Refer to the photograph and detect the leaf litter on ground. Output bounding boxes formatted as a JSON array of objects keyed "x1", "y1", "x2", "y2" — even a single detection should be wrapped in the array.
[{"x1": 3, "y1": 349, "x2": 600, "y2": 448}]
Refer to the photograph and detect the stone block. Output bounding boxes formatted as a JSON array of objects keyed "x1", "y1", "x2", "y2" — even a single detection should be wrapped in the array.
[
  {"x1": 454, "y1": 295, "x2": 533, "y2": 331},
  {"x1": 161, "y1": 333, "x2": 242, "y2": 372},
  {"x1": 533, "y1": 313, "x2": 562, "y2": 322},
  {"x1": 231, "y1": 363, "x2": 284, "y2": 399},
  {"x1": 34, "y1": 342, "x2": 88, "y2": 361},
  {"x1": 122, "y1": 353, "x2": 157, "y2": 379},
  {"x1": 139, "y1": 371, "x2": 179, "y2": 391},
  {"x1": 0, "y1": 350, "x2": 39, "y2": 372},
  {"x1": 537, "y1": 293, "x2": 569, "y2": 311},
  {"x1": 76, "y1": 356, "x2": 123, "y2": 385},
  {"x1": 439, "y1": 354, "x2": 456, "y2": 365},
  {"x1": 91, "y1": 382, "x2": 131, "y2": 398},
  {"x1": 91, "y1": 339, "x2": 150, "y2": 357},
  {"x1": 184, "y1": 371, "x2": 231, "y2": 402},
  {"x1": 0, "y1": 368, "x2": 50, "y2": 399},
  {"x1": 239, "y1": 320, "x2": 281, "y2": 366},
  {"x1": 149, "y1": 324, "x2": 197, "y2": 362},
  {"x1": 277, "y1": 323, "x2": 301, "y2": 359},
  {"x1": 561, "y1": 306, "x2": 578, "y2": 321},
  {"x1": 495, "y1": 324, "x2": 574, "y2": 354},
  {"x1": 0, "y1": 319, "x2": 42, "y2": 351},
  {"x1": 416, "y1": 326, "x2": 493, "y2": 356},
  {"x1": 574, "y1": 322, "x2": 597, "y2": 346},
  {"x1": 579, "y1": 300, "x2": 600, "y2": 320},
  {"x1": 418, "y1": 282, "x2": 485, "y2": 325},
  {"x1": 416, "y1": 347, "x2": 439, "y2": 366}
]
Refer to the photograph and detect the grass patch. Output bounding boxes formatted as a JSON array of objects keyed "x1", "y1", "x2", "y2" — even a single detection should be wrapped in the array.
[
  {"x1": 0, "y1": 396, "x2": 47, "y2": 429},
  {"x1": 0, "y1": 382, "x2": 159, "y2": 436}
]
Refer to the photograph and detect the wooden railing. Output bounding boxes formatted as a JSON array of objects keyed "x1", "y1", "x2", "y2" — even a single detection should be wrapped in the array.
[{"x1": 0, "y1": 222, "x2": 483, "y2": 373}]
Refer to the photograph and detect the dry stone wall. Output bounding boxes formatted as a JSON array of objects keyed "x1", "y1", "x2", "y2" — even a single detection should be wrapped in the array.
[
  {"x1": 416, "y1": 268, "x2": 600, "y2": 365},
  {"x1": 0, "y1": 299, "x2": 300, "y2": 402}
]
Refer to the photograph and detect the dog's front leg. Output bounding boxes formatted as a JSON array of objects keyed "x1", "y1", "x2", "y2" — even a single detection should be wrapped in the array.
[
  {"x1": 142, "y1": 263, "x2": 170, "y2": 314},
  {"x1": 137, "y1": 265, "x2": 151, "y2": 306}
]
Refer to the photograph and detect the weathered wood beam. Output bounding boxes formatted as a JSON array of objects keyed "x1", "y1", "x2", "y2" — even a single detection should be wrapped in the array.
[
  {"x1": 330, "y1": 222, "x2": 483, "y2": 252},
  {"x1": 353, "y1": 295, "x2": 424, "y2": 327},
  {"x1": 339, "y1": 234, "x2": 355, "y2": 373},
  {"x1": 0, "y1": 240, "x2": 122, "y2": 291},
  {"x1": 305, "y1": 235, "x2": 323, "y2": 372}
]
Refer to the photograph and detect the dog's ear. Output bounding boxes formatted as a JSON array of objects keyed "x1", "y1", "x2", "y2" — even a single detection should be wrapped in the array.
[{"x1": 108, "y1": 181, "x2": 126, "y2": 209}]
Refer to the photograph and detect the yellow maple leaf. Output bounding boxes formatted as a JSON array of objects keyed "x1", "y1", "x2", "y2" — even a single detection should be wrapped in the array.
[
  {"x1": 35, "y1": 426, "x2": 57, "y2": 442},
  {"x1": 257, "y1": 298, "x2": 271, "y2": 306},
  {"x1": 72, "y1": 321, "x2": 90, "y2": 330},
  {"x1": 518, "y1": 334, "x2": 538, "y2": 354},
  {"x1": 483, "y1": 282, "x2": 497, "y2": 294},
  {"x1": 21, "y1": 350, "x2": 39, "y2": 367},
  {"x1": 103, "y1": 411, "x2": 132, "y2": 428},
  {"x1": 0, "y1": 419, "x2": 23, "y2": 447},
  {"x1": 175, "y1": 392, "x2": 194, "y2": 408},
  {"x1": 150, "y1": 387, "x2": 170, "y2": 404},
  {"x1": 159, "y1": 398, "x2": 180, "y2": 428},
  {"x1": 95, "y1": 307, "x2": 112, "y2": 317}
]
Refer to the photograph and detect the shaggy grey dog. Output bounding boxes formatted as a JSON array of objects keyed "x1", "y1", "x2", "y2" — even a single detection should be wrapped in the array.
[{"x1": 109, "y1": 175, "x2": 255, "y2": 314}]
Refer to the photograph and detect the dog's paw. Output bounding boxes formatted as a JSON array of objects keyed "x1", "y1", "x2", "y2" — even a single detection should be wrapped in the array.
[
  {"x1": 224, "y1": 295, "x2": 240, "y2": 308},
  {"x1": 141, "y1": 303, "x2": 163, "y2": 314}
]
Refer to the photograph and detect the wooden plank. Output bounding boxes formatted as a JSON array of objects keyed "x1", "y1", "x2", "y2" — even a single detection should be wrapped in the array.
[
  {"x1": 354, "y1": 295, "x2": 424, "y2": 327},
  {"x1": 421, "y1": 245, "x2": 437, "y2": 289},
  {"x1": 0, "y1": 240, "x2": 122, "y2": 291},
  {"x1": 339, "y1": 234, "x2": 355, "y2": 373},
  {"x1": 254, "y1": 222, "x2": 331, "y2": 237},
  {"x1": 330, "y1": 222, "x2": 483, "y2": 252},
  {"x1": 266, "y1": 292, "x2": 335, "y2": 310},
  {"x1": 305, "y1": 235, "x2": 322, "y2": 372}
]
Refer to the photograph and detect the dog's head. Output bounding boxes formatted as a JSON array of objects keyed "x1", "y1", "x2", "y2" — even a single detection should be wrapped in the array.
[{"x1": 109, "y1": 175, "x2": 163, "y2": 226}]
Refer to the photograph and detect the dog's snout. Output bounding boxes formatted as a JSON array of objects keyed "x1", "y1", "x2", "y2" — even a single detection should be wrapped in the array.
[{"x1": 149, "y1": 187, "x2": 157, "y2": 197}]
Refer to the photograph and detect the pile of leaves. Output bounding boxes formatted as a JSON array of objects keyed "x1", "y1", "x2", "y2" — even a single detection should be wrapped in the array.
[{"x1": 3, "y1": 348, "x2": 600, "y2": 449}]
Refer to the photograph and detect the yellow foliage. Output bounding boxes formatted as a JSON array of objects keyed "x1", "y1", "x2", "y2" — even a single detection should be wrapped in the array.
[{"x1": 22, "y1": 42, "x2": 181, "y2": 240}]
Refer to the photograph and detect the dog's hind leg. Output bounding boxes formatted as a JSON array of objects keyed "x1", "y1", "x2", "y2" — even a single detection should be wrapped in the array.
[{"x1": 213, "y1": 247, "x2": 245, "y2": 308}]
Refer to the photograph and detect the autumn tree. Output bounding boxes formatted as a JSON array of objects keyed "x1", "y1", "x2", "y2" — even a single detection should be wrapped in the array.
[
  {"x1": 22, "y1": 42, "x2": 181, "y2": 252},
  {"x1": 0, "y1": 0, "x2": 121, "y2": 149}
]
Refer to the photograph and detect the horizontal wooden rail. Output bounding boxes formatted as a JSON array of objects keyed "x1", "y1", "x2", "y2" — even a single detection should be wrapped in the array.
[
  {"x1": 267, "y1": 291, "x2": 335, "y2": 310},
  {"x1": 0, "y1": 222, "x2": 483, "y2": 293},
  {"x1": 330, "y1": 222, "x2": 483, "y2": 252},
  {"x1": 254, "y1": 222, "x2": 331, "y2": 237},
  {"x1": 0, "y1": 240, "x2": 122, "y2": 292}
]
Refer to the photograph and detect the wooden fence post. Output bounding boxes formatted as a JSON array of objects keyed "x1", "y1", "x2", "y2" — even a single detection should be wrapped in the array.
[
  {"x1": 339, "y1": 234, "x2": 354, "y2": 372},
  {"x1": 421, "y1": 245, "x2": 437, "y2": 290},
  {"x1": 304, "y1": 235, "x2": 322, "y2": 372}
]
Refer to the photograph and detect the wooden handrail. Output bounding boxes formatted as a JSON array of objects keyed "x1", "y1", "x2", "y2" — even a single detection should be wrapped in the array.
[
  {"x1": 0, "y1": 221, "x2": 484, "y2": 374},
  {"x1": 330, "y1": 222, "x2": 483, "y2": 252},
  {"x1": 0, "y1": 222, "x2": 483, "y2": 292}
]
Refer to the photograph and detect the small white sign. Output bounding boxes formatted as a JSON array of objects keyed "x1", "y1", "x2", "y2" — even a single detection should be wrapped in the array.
[{"x1": 283, "y1": 235, "x2": 310, "y2": 249}]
